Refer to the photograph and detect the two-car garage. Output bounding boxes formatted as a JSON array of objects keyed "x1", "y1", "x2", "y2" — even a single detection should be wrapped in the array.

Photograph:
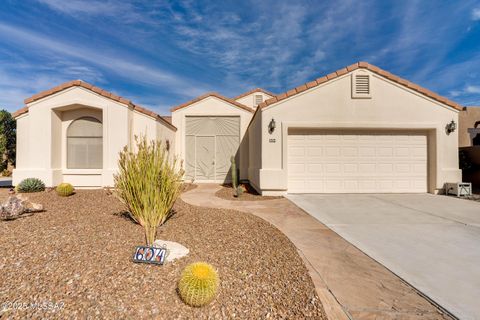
[
  {"x1": 248, "y1": 63, "x2": 462, "y2": 195},
  {"x1": 287, "y1": 129, "x2": 428, "y2": 193}
]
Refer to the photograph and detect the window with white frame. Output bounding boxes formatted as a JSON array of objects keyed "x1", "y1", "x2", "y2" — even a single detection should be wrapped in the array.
[{"x1": 67, "y1": 116, "x2": 103, "y2": 169}]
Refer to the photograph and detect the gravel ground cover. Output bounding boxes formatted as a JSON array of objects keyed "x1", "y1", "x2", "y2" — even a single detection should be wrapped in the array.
[
  {"x1": 215, "y1": 184, "x2": 282, "y2": 201},
  {"x1": 0, "y1": 189, "x2": 325, "y2": 319}
]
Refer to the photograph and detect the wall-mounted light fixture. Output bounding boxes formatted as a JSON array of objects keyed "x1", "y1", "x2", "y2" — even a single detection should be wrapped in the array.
[
  {"x1": 165, "y1": 139, "x2": 170, "y2": 151},
  {"x1": 445, "y1": 120, "x2": 457, "y2": 135},
  {"x1": 268, "y1": 118, "x2": 276, "y2": 134}
]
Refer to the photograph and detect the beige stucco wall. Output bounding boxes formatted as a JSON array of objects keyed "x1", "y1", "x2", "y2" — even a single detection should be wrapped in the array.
[
  {"x1": 235, "y1": 91, "x2": 273, "y2": 109},
  {"x1": 13, "y1": 86, "x2": 175, "y2": 187},
  {"x1": 172, "y1": 96, "x2": 253, "y2": 181},
  {"x1": 459, "y1": 106, "x2": 480, "y2": 147},
  {"x1": 250, "y1": 69, "x2": 462, "y2": 195}
]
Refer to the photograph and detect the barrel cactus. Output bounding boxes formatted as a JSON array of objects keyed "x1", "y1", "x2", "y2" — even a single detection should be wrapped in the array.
[
  {"x1": 16, "y1": 178, "x2": 45, "y2": 193},
  {"x1": 56, "y1": 183, "x2": 74, "y2": 197},
  {"x1": 178, "y1": 262, "x2": 219, "y2": 307}
]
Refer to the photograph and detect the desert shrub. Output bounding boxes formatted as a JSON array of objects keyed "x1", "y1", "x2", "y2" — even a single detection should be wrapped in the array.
[
  {"x1": 114, "y1": 136, "x2": 183, "y2": 246},
  {"x1": 0, "y1": 110, "x2": 16, "y2": 171},
  {"x1": 56, "y1": 183, "x2": 74, "y2": 197},
  {"x1": 178, "y1": 262, "x2": 219, "y2": 307},
  {"x1": 16, "y1": 178, "x2": 45, "y2": 193}
]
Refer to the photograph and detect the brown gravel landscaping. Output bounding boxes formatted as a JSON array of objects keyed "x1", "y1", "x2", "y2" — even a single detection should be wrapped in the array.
[
  {"x1": 215, "y1": 184, "x2": 283, "y2": 201},
  {"x1": 0, "y1": 189, "x2": 325, "y2": 319}
]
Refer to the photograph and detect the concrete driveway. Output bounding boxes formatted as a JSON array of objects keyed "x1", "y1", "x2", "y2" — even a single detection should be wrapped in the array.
[{"x1": 286, "y1": 193, "x2": 480, "y2": 320}]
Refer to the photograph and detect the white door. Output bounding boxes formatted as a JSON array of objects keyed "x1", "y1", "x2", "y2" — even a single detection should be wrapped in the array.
[{"x1": 288, "y1": 130, "x2": 428, "y2": 193}]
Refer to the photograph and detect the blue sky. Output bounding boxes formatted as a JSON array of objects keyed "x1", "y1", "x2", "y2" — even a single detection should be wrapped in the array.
[{"x1": 1, "y1": 0, "x2": 480, "y2": 115}]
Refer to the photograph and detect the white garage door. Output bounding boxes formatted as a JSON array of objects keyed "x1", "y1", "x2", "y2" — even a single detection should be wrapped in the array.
[{"x1": 288, "y1": 130, "x2": 428, "y2": 193}]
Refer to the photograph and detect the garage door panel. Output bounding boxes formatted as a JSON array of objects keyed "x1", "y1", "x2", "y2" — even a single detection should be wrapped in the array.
[
  {"x1": 289, "y1": 163, "x2": 305, "y2": 174},
  {"x1": 288, "y1": 132, "x2": 428, "y2": 193},
  {"x1": 307, "y1": 147, "x2": 323, "y2": 156},
  {"x1": 307, "y1": 163, "x2": 323, "y2": 174}
]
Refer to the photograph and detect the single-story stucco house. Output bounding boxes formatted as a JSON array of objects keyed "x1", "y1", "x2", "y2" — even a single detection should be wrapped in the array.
[{"x1": 13, "y1": 62, "x2": 463, "y2": 195}]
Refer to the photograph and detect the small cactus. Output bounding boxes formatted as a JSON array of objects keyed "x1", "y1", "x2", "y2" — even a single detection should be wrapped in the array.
[
  {"x1": 231, "y1": 156, "x2": 237, "y2": 188},
  {"x1": 56, "y1": 183, "x2": 74, "y2": 197},
  {"x1": 231, "y1": 156, "x2": 241, "y2": 197},
  {"x1": 16, "y1": 178, "x2": 45, "y2": 193},
  {"x1": 178, "y1": 262, "x2": 219, "y2": 307}
]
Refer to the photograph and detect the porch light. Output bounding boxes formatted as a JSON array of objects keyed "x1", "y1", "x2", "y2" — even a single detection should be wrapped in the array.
[
  {"x1": 268, "y1": 118, "x2": 276, "y2": 134},
  {"x1": 446, "y1": 120, "x2": 457, "y2": 135}
]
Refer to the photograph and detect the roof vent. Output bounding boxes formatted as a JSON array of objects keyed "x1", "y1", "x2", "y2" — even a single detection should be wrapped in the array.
[
  {"x1": 254, "y1": 94, "x2": 263, "y2": 106},
  {"x1": 352, "y1": 72, "x2": 371, "y2": 98}
]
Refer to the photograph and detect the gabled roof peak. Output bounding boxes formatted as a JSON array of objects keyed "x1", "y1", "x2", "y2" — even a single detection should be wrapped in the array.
[
  {"x1": 170, "y1": 92, "x2": 253, "y2": 113},
  {"x1": 257, "y1": 62, "x2": 463, "y2": 111},
  {"x1": 13, "y1": 80, "x2": 176, "y2": 130},
  {"x1": 233, "y1": 88, "x2": 275, "y2": 100}
]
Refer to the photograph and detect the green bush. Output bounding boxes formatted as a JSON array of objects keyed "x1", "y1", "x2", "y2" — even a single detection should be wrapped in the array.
[
  {"x1": 16, "y1": 178, "x2": 45, "y2": 193},
  {"x1": 178, "y1": 262, "x2": 219, "y2": 307},
  {"x1": 56, "y1": 183, "x2": 74, "y2": 197},
  {"x1": 114, "y1": 136, "x2": 184, "y2": 246}
]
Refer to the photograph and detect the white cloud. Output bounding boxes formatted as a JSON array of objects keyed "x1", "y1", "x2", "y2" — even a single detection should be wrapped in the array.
[
  {"x1": 34, "y1": 0, "x2": 163, "y2": 26},
  {"x1": 466, "y1": 85, "x2": 480, "y2": 94},
  {"x1": 448, "y1": 83, "x2": 480, "y2": 103},
  {"x1": 472, "y1": 8, "x2": 480, "y2": 20},
  {"x1": 0, "y1": 22, "x2": 209, "y2": 99},
  {"x1": 36, "y1": 0, "x2": 119, "y2": 15}
]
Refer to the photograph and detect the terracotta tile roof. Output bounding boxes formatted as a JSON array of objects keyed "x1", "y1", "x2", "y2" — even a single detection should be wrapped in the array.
[
  {"x1": 12, "y1": 80, "x2": 177, "y2": 131},
  {"x1": 257, "y1": 62, "x2": 463, "y2": 111},
  {"x1": 162, "y1": 116, "x2": 172, "y2": 124},
  {"x1": 233, "y1": 88, "x2": 276, "y2": 100},
  {"x1": 12, "y1": 106, "x2": 29, "y2": 118},
  {"x1": 170, "y1": 92, "x2": 254, "y2": 113}
]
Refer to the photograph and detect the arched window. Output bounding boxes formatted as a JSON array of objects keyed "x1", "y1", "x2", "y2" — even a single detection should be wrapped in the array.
[{"x1": 67, "y1": 117, "x2": 103, "y2": 169}]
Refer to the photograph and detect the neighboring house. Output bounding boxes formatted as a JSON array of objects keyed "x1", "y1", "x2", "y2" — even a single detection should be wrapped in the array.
[
  {"x1": 13, "y1": 62, "x2": 463, "y2": 195},
  {"x1": 12, "y1": 81, "x2": 176, "y2": 187},
  {"x1": 459, "y1": 106, "x2": 480, "y2": 147},
  {"x1": 458, "y1": 106, "x2": 480, "y2": 191}
]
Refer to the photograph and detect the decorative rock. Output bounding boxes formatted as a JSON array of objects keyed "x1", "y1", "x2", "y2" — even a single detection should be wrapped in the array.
[
  {"x1": 17, "y1": 194, "x2": 43, "y2": 212},
  {"x1": 153, "y1": 240, "x2": 189, "y2": 263},
  {"x1": 0, "y1": 195, "x2": 43, "y2": 220}
]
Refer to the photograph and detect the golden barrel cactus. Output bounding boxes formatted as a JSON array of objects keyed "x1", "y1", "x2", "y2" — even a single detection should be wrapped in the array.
[
  {"x1": 56, "y1": 183, "x2": 74, "y2": 197},
  {"x1": 178, "y1": 262, "x2": 219, "y2": 307}
]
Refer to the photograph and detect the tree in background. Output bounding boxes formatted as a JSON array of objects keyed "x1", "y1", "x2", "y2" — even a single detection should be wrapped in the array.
[{"x1": 0, "y1": 110, "x2": 16, "y2": 173}]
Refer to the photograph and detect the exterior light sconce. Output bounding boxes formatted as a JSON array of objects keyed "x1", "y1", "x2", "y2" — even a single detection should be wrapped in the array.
[
  {"x1": 268, "y1": 118, "x2": 276, "y2": 134},
  {"x1": 165, "y1": 139, "x2": 170, "y2": 151},
  {"x1": 445, "y1": 120, "x2": 457, "y2": 135}
]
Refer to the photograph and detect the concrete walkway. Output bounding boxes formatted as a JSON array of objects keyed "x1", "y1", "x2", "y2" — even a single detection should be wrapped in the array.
[
  {"x1": 288, "y1": 194, "x2": 480, "y2": 320},
  {"x1": 182, "y1": 184, "x2": 453, "y2": 320}
]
